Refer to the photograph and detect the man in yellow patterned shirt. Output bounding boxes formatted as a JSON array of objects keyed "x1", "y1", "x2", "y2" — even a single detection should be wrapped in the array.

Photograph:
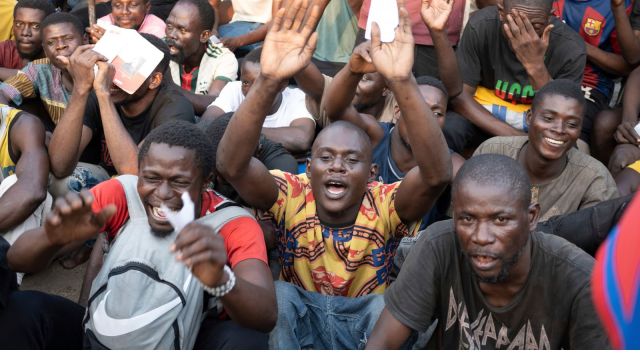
[{"x1": 217, "y1": 0, "x2": 452, "y2": 349}]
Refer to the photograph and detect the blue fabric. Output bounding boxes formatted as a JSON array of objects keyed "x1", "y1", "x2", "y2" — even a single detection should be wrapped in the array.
[
  {"x1": 218, "y1": 21, "x2": 264, "y2": 52},
  {"x1": 66, "y1": 164, "x2": 110, "y2": 193},
  {"x1": 371, "y1": 123, "x2": 451, "y2": 230},
  {"x1": 269, "y1": 281, "x2": 384, "y2": 349}
]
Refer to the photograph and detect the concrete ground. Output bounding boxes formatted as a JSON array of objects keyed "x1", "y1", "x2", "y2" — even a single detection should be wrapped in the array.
[{"x1": 20, "y1": 261, "x2": 87, "y2": 302}]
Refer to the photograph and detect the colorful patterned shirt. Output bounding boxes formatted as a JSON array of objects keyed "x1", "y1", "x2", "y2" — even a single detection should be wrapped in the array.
[
  {"x1": 267, "y1": 170, "x2": 419, "y2": 297},
  {"x1": 0, "y1": 58, "x2": 69, "y2": 124},
  {"x1": 0, "y1": 104, "x2": 21, "y2": 180}
]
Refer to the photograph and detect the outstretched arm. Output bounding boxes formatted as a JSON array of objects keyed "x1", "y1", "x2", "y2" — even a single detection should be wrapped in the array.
[
  {"x1": 261, "y1": 118, "x2": 315, "y2": 153},
  {"x1": 371, "y1": 0, "x2": 451, "y2": 223},
  {"x1": 366, "y1": 308, "x2": 413, "y2": 349},
  {"x1": 0, "y1": 112, "x2": 48, "y2": 232},
  {"x1": 421, "y1": 0, "x2": 462, "y2": 97},
  {"x1": 324, "y1": 42, "x2": 384, "y2": 145},
  {"x1": 217, "y1": 0, "x2": 321, "y2": 211},
  {"x1": 7, "y1": 191, "x2": 115, "y2": 274}
]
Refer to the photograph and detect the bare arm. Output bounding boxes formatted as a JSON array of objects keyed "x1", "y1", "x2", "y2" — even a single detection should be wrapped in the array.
[
  {"x1": 217, "y1": 0, "x2": 321, "y2": 211},
  {"x1": 421, "y1": 0, "x2": 463, "y2": 98},
  {"x1": 323, "y1": 41, "x2": 384, "y2": 145},
  {"x1": 48, "y1": 45, "x2": 101, "y2": 177},
  {"x1": 7, "y1": 191, "x2": 115, "y2": 274},
  {"x1": 371, "y1": 1, "x2": 451, "y2": 223},
  {"x1": 93, "y1": 62, "x2": 140, "y2": 175},
  {"x1": 293, "y1": 61, "x2": 325, "y2": 106},
  {"x1": 451, "y1": 84, "x2": 525, "y2": 136},
  {"x1": 611, "y1": 0, "x2": 640, "y2": 65},
  {"x1": 0, "y1": 112, "x2": 48, "y2": 232},
  {"x1": 585, "y1": 43, "x2": 633, "y2": 77},
  {"x1": 366, "y1": 308, "x2": 413, "y2": 349},
  {"x1": 78, "y1": 233, "x2": 107, "y2": 306},
  {"x1": 0, "y1": 68, "x2": 18, "y2": 82},
  {"x1": 260, "y1": 118, "x2": 315, "y2": 153},
  {"x1": 221, "y1": 259, "x2": 277, "y2": 331}
]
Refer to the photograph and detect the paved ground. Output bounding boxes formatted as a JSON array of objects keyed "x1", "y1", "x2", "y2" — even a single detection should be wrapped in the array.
[{"x1": 20, "y1": 261, "x2": 87, "y2": 302}]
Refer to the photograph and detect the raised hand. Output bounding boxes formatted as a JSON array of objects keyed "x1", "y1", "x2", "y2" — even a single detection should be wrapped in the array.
[
  {"x1": 57, "y1": 45, "x2": 107, "y2": 95},
  {"x1": 45, "y1": 191, "x2": 116, "y2": 247},
  {"x1": 370, "y1": 0, "x2": 414, "y2": 82},
  {"x1": 503, "y1": 9, "x2": 553, "y2": 71},
  {"x1": 259, "y1": 0, "x2": 321, "y2": 81},
  {"x1": 93, "y1": 61, "x2": 116, "y2": 96},
  {"x1": 87, "y1": 24, "x2": 106, "y2": 44},
  {"x1": 172, "y1": 223, "x2": 227, "y2": 288},
  {"x1": 348, "y1": 41, "x2": 376, "y2": 74},
  {"x1": 421, "y1": 0, "x2": 454, "y2": 32}
]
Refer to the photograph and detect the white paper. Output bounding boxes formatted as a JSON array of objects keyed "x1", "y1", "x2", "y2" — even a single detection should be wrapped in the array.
[
  {"x1": 634, "y1": 122, "x2": 640, "y2": 137},
  {"x1": 93, "y1": 25, "x2": 163, "y2": 94},
  {"x1": 365, "y1": 0, "x2": 399, "y2": 43},
  {"x1": 161, "y1": 192, "x2": 195, "y2": 233}
]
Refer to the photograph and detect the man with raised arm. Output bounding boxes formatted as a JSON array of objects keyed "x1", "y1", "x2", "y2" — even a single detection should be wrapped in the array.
[{"x1": 216, "y1": 0, "x2": 451, "y2": 349}]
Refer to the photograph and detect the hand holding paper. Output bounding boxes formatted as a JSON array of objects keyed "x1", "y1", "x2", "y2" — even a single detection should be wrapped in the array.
[
  {"x1": 365, "y1": 0, "x2": 399, "y2": 43},
  {"x1": 161, "y1": 192, "x2": 195, "y2": 234}
]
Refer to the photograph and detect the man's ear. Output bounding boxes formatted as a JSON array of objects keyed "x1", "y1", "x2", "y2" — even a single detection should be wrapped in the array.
[
  {"x1": 305, "y1": 158, "x2": 311, "y2": 178},
  {"x1": 528, "y1": 203, "x2": 540, "y2": 232},
  {"x1": 526, "y1": 109, "x2": 532, "y2": 128},
  {"x1": 200, "y1": 29, "x2": 211, "y2": 44},
  {"x1": 148, "y1": 72, "x2": 163, "y2": 90},
  {"x1": 497, "y1": 1, "x2": 506, "y2": 21}
]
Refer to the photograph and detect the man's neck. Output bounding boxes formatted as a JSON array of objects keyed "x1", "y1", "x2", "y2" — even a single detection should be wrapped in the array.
[
  {"x1": 360, "y1": 99, "x2": 386, "y2": 120},
  {"x1": 520, "y1": 143, "x2": 567, "y2": 184},
  {"x1": 120, "y1": 89, "x2": 158, "y2": 118},
  {"x1": 390, "y1": 126, "x2": 416, "y2": 174},
  {"x1": 61, "y1": 69, "x2": 74, "y2": 93},
  {"x1": 183, "y1": 45, "x2": 207, "y2": 73},
  {"x1": 477, "y1": 237, "x2": 533, "y2": 308}
]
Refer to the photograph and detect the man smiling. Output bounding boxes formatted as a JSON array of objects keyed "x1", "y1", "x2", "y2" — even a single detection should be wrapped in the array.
[
  {"x1": 166, "y1": 0, "x2": 238, "y2": 115},
  {"x1": 474, "y1": 79, "x2": 618, "y2": 221},
  {"x1": 7, "y1": 121, "x2": 276, "y2": 349},
  {"x1": 366, "y1": 154, "x2": 609, "y2": 349}
]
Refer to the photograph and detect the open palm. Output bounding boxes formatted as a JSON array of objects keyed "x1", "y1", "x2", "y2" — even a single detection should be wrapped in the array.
[
  {"x1": 260, "y1": 0, "x2": 321, "y2": 81},
  {"x1": 421, "y1": 0, "x2": 454, "y2": 31}
]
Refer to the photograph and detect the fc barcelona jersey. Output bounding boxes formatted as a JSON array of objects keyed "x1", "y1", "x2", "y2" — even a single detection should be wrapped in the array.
[{"x1": 553, "y1": 0, "x2": 632, "y2": 99}]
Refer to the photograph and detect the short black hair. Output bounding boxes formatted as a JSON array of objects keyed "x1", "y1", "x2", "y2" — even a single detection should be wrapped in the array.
[
  {"x1": 453, "y1": 154, "x2": 531, "y2": 210},
  {"x1": 243, "y1": 46, "x2": 262, "y2": 65},
  {"x1": 138, "y1": 121, "x2": 215, "y2": 180},
  {"x1": 416, "y1": 75, "x2": 448, "y2": 99},
  {"x1": 203, "y1": 112, "x2": 234, "y2": 167},
  {"x1": 505, "y1": 0, "x2": 553, "y2": 13},
  {"x1": 14, "y1": 0, "x2": 55, "y2": 18},
  {"x1": 40, "y1": 12, "x2": 84, "y2": 36},
  {"x1": 176, "y1": 0, "x2": 215, "y2": 31},
  {"x1": 140, "y1": 33, "x2": 171, "y2": 74},
  {"x1": 531, "y1": 79, "x2": 586, "y2": 112}
]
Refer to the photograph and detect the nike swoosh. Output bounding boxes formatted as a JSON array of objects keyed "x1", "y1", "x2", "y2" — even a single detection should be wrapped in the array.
[{"x1": 92, "y1": 273, "x2": 193, "y2": 337}]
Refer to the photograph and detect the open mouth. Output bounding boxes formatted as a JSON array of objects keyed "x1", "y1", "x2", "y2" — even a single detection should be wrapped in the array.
[
  {"x1": 544, "y1": 137, "x2": 566, "y2": 147},
  {"x1": 470, "y1": 254, "x2": 498, "y2": 271},
  {"x1": 149, "y1": 206, "x2": 168, "y2": 221},
  {"x1": 325, "y1": 180, "x2": 347, "y2": 199}
]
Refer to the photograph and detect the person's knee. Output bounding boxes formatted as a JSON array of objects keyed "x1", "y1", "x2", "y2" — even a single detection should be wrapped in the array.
[{"x1": 593, "y1": 109, "x2": 621, "y2": 141}]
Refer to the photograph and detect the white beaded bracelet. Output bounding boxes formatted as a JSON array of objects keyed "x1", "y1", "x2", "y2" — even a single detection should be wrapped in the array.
[{"x1": 201, "y1": 265, "x2": 236, "y2": 297}]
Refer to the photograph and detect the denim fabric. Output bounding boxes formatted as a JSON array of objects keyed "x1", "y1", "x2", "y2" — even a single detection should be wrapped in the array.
[
  {"x1": 66, "y1": 164, "x2": 110, "y2": 193},
  {"x1": 269, "y1": 281, "x2": 384, "y2": 349},
  {"x1": 218, "y1": 21, "x2": 264, "y2": 52}
]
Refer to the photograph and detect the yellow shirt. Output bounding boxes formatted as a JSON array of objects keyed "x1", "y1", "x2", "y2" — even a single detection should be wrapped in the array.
[
  {"x1": 268, "y1": 170, "x2": 419, "y2": 297},
  {"x1": 0, "y1": 0, "x2": 16, "y2": 41},
  {"x1": 0, "y1": 104, "x2": 20, "y2": 180},
  {"x1": 628, "y1": 160, "x2": 640, "y2": 173}
]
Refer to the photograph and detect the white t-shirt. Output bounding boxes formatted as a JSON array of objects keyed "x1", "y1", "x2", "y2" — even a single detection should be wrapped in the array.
[
  {"x1": 230, "y1": 0, "x2": 272, "y2": 24},
  {"x1": 209, "y1": 81, "x2": 314, "y2": 128}
]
